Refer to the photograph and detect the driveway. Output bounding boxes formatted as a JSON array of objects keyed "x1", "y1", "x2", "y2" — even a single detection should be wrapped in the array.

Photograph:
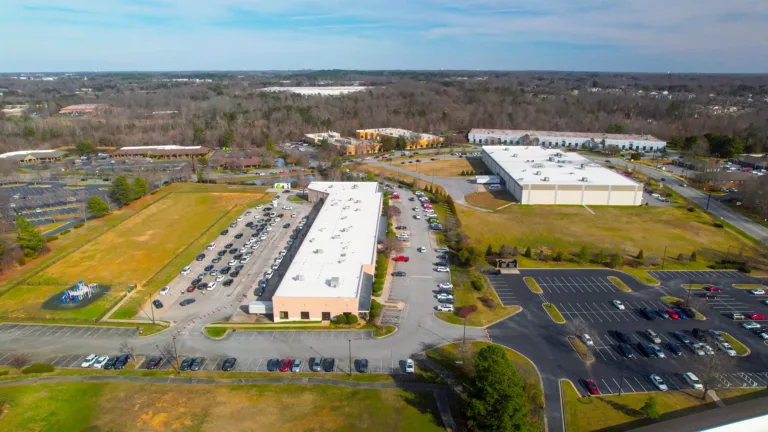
[{"x1": 364, "y1": 159, "x2": 480, "y2": 205}]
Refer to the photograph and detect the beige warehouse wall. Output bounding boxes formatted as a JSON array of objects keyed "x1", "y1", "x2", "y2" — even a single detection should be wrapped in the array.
[{"x1": 272, "y1": 296, "x2": 360, "y2": 322}]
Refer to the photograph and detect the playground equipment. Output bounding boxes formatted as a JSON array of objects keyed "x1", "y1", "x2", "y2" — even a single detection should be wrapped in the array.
[{"x1": 56, "y1": 281, "x2": 98, "y2": 304}]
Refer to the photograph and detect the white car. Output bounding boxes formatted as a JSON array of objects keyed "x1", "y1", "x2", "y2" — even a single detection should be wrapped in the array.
[
  {"x1": 271, "y1": 263, "x2": 279, "y2": 270},
  {"x1": 283, "y1": 206, "x2": 293, "y2": 210},
  {"x1": 582, "y1": 334, "x2": 594, "y2": 347},
  {"x1": 265, "y1": 269, "x2": 274, "y2": 278},
  {"x1": 717, "y1": 341, "x2": 737, "y2": 356},
  {"x1": 436, "y1": 304, "x2": 454, "y2": 312},
  {"x1": 240, "y1": 257, "x2": 250, "y2": 264},
  {"x1": 612, "y1": 300, "x2": 625, "y2": 310},
  {"x1": 260, "y1": 234, "x2": 268, "y2": 240},
  {"x1": 92, "y1": 355, "x2": 109, "y2": 369},
  {"x1": 435, "y1": 266, "x2": 449, "y2": 272},
  {"x1": 405, "y1": 359, "x2": 415, "y2": 373},
  {"x1": 216, "y1": 275, "x2": 225, "y2": 282},
  {"x1": 439, "y1": 282, "x2": 453, "y2": 289},
  {"x1": 649, "y1": 344, "x2": 666, "y2": 358},
  {"x1": 206, "y1": 243, "x2": 216, "y2": 250},
  {"x1": 239, "y1": 247, "x2": 248, "y2": 253},
  {"x1": 741, "y1": 321, "x2": 761, "y2": 330},
  {"x1": 291, "y1": 213, "x2": 297, "y2": 218},
  {"x1": 274, "y1": 256, "x2": 283, "y2": 264},
  {"x1": 228, "y1": 259, "x2": 238, "y2": 266},
  {"x1": 691, "y1": 343, "x2": 706, "y2": 356},
  {"x1": 181, "y1": 266, "x2": 191, "y2": 275},
  {"x1": 279, "y1": 250, "x2": 287, "y2": 257},
  {"x1": 649, "y1": 374, "x2": 668, "y2": 391},
  {"x1": 81, "y1": 354, "x2": 98, "y2": 368},
  {"x1": 750, "y1": 289, "x2": 766, "y2": 295},
  {"x1": 266, "y1": 226, "x2": 273, "y2": 231},
  {"x1": 701, "y1": 344, "x2": 715, "y2": 355},
  {"x1": 237, "y1": 216, "x2": 244, "y2": 222},
  {"x1": 251, "y1": 244, "x2": 260, "y2": 250},
  {"x1": 418, "y1": 247, "x2": 426, "y2": 253},
  {"x1": 159, "y1": 286, "x2": 169, "y2": 295},
  {"x1": 683, "y1": 372, "x2": 704, "y2": 390},
  {"x1": 414, "y1": 214, "x2": 421, "y2": 219},
  {"x1": 437, "y1": 293, "x2": 454, "y2": 300},
  {"x1": 207, "y1": 282, "x2": 217, "y2": 290}
]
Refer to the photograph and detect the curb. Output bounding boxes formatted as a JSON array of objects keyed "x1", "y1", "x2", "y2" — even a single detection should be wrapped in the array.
[
  {"x1": 542, "y1": 303, "x2": 566, "y2": 325},
  {"x1": 433, "y1": 305, "x2": 522, "y2": 329}
]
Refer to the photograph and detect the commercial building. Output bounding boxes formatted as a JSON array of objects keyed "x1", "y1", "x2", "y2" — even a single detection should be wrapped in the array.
[
  {"x1": 271, "y1": 181, "x2": 382, "y2": 322},
  {"x1": 0, "y1": 149, "x2": 66, "y2": 164},
  {"x1": 58, "y1": 104, "x2": 110, "y2": 115},
  {"x1": 356, "y1": 128, "x2": 443, "y2": 149},
  {"x1": 481, "y1": 145, "x2": 643, "y2": 205},
  {"x1": 112, "y1": 145, "x2": 210, "y2": 159},
  {"x1": 303, "y1": 131, "x2": 380, "y2": 155},
  {"x1": 468, "y1": 129, "x2": 666, "y2": 152}
]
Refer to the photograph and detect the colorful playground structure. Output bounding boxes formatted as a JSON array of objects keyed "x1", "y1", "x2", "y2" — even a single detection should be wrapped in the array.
[{"x1": 57, "y1": 281, "x2": 98, "y2": 304}]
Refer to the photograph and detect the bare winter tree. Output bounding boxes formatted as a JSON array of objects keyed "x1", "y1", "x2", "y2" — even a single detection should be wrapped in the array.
[
  {"x1": 156, "y1": 342, "x2": 181, "y2": 375},
  {"x1": 8, "y1": 353, "x2": 30, "y2": 371},
  {"x1": 693, "y1": 348, "x2": 735, "y2": 399},
  {"x1": 386, "y1": 205, "x2": 402, "y2": 219},
  {"x1": 119, "y1": 340, "x2": 137, "y2": 360},
  {"x1": 382, "y1": 237, "x2": 405, "y2": 256}
]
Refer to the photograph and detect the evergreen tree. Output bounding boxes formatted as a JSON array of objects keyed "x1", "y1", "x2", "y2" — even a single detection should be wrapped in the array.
[
  {"x1": 466, "y1": 345, "x2": 533, "y2": 432},
  {"x1": 523, "y1": 246, "x2": 532, "y2": 258},
  {"x1": 641, "y1": 395, "x2": 660, "y2": 419},
  {"x1": 485, "y1": 244, "x2": 495, "y2": 257},
  {"x1": 132, "y1": 177, "x2": 148, "y2": 199},
  {"x1": 86, "y1": 196, "x2": 110, "y2": 218},
  {"x1": 15, "y1": 216, "x2": 44, "y2": 258},
  {"x1": 220, "y1": 129, "x2": 235, "y2": 148},
  {"x1": 110, "y1": 176, "x2": 133, "y2": 206},
  {"x1": 611, "y1": 253, "x2": 624, "y2": 268},
  {"x1": 578, "y1": 245, "x2": 590, "y2": 263},
  {"x1": 690, "y1": 250, "x2": 697, "y2": 262},
  {"x1": 595, "y1": 249, "x2": 607, "y2": 264},
  {"x1": 637, "y1": 249, "x2": 645, "y2": 260},
  {"x1": 192, "y1": 127, "x2": 207, "y2": 146}
]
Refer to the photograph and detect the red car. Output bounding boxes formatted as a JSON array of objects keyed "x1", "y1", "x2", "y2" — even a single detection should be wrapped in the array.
[
  {"x1": 186, "y1": 285, "x2": 196, "y2": 293},
  {"x1": 666, "y1": 308, "x2": 679, "y2": 320},
  {"x1": 279, "y1": 359, "x2": 292, "y2": 372},
  {"x1": 582, "y1": 379, "x2": 600, "y2": 395},
  {"x1": 391, "y1": 194, "x2": 401, "y2": 199},
  {"x1": 748, "y1": 313, "x2": 766, "y2": 320},
  {"x1": 393, "y1": 256, "x2": 410, "y2": 262},
  {"x1": 704, "y1": 286, "x2": 721, "y2": 292}
]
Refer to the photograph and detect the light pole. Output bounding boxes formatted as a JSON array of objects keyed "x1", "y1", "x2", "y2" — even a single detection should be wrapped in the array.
[
  {"x1": 618, "y1": 360, "x2": 628, "y2": 395},
  {"x1": 706, "y1": 190, "x2": 713, "y2": 210},
  {"x1": 661, "y1": 246, "x2": 668, "y2": 270},
  {"x1": 348, "y1": 339, "x2": 353, "y2": 377},
  {"x1": 148, "y1": 293, "x2": 155, "y2": 325},
  {"x1": 172, "y1": 335, "x2": 180, "y2": 374},
  {"x1": 686, "y1": 279, "x2": 692, "y2": 307}
]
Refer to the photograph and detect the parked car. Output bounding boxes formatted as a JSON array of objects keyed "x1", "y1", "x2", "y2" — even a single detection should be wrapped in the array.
[
  {"x1": 221, "y1": 357, "x2": 237, "y2": 371},
  {"x1": 81, "y1": 354, "x2": 99, "y2": 368},
  {"x1": 152, "y1": 299, "x2": 163, "y2": 309},
  {"x1": 717, "y1": 341, "x2": 738, "y2": 356},
  {"x1": 114, "y1": 354, "x2": 131, "y2": 370},
  {"x1": 618, "y1": 343, "x2": 634, "y2": 358},
  {"x1": 435, "y1": 266, "x2": 449, "y2": 272},
  {"x1": 267, "y1": 359, "x2": 279, "y2": 372},
  {"x1": 666, "y1": 308, "x2": 679, "y2": 319},
  {"x1": 649, "y1": 374, "x2": 669, "y2": 391},
  {"x1": 159, "y1": 286, "x2": 169, "y2": 295},
  {"x1": 393, "y1": 255, "x2": 410, "y2": 262},
  {"x1": 581, "y1": 379, "x2": 600, "y2": 395},
  {"x1": 668, "y1": 343, "x2": 682, "y2": 356},
  {"x1": 405, "y1": 359, "x2": 415, "y2": 374},
  {"x1": 392, "y1": 271, "x2": 407, "y2": 277},
  {"x1": 645, "y1": 329, "x2": 662, "y2": 344},
  {"x1": 103, "y1": 356, "x2": 119, "y2": 370},
  {"x1": 704, "y1": 286, "x2": 721, "y2": 292},
  {"x1": 649, "y1": 344, "x2": 666, "y2": 358},
  {"x1": 291, "y1": 359, "x2": 302, "y2": 372},
  {"x1": 279, "y1": 359, "x2": 292, "y2": 372},
  {"x1": 748, "y1": 313, "x2": 766, "y2": 320},
  {"x1": 181, "y1": 266, "x2": 191, "y2": 275},
  {"x1": 179, "y1": 298, "x2": 196, "y2": 306},
  {"x1": 93, "y1": 355, "x2": 109, "y2": 369},
  {"x1": 438, "y1": 282, "x2": 453, "y2": 289},
  {"x1": 322, "y1": 358, "x2": 335, "y2": 372},
  {"x1": 683, "y1": 372, "x2": 704, "y2": 390},
  {"x1": 615, "y1": 331, "x2": 631, "y2": 344},
  {"x1": 146, "y1": 356, "x2": 163, "y2": 370},
  {"x1": 357, "y1": 358, "x2": 369, "y2": 373},
  {"x1": 637, "y1": 342, "x2": 653, "y2": 357},
  {"x1": 638, "y1": 308, "x2": 656, "y2": 321},
  {"x1": 310, "y1": 357, "x2": 322, "y2": 372},
  {"x1": 195, "y1": 254, "x2": 205, "y2": 261},
  {"x1": 750, "y1": 289, "x2": 766, "y2": 295},
  {"x1": 190, "y1": 357, "x2": 205, "y2": 371},
  {"x1": 436, "y1": 304, "x2": 454, "y2": 312},
  {"x1": 741, "y1": 321, "x2": 761, "y2": 330},
  {"x1": 582, "y1": 334, "x2": 594, "y2": 347},
  {"x1": 612, "y1": 300, "x2": 625, "y2": 310}
]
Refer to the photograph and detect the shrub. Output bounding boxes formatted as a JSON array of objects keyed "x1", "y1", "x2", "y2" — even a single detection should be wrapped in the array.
[
  {"x1": 523, "y1": 246, "x2": 532, "y2": 258},
  {"x1": 370, "y1": 300, "x2": 383, "y2": 318},
  {"x1": 59, "y1": 229, "x2": 71, "y2": 235},
  {"x1": 636, "y1": 249, "x2": 645, "y2": 260},
  {"x1": 610, "y1": 253, "x2": 623, "y2": 268},
  {"x1": 17, "y1": 256, "x2": 26, "y2": 266},
  {"x1": 73, "y1": 223, "x2": 84, "y2": 229},
  {"x1": 552, "y1": 249, "x2": 567, "y2": 262},
  {"x1": 479, "y1": 295, "x2": 496, "y2": 309},
  {"x1": 335, "y1": 314, "x2": 348, "y2": 325},
  {"x1": 714, "y1": 221, "x2": 724, "y2": 228},
  {"x1": 22, "y1": 363, "x2": 54, "y2": 374},
  {"x1": 45, "y1": 235, "x2": 59, "y2": 242},
  {"x1": 471, "y1": 279, "x2": 484, "y2": 291},
  {"x1": 687, "y1": 206, "x2": 695, "y2": 212},
  {"x1": 690, "y1": 251, "x2": 697, "y2": 262},
  {"x1": 677, "y1": 253, "x2": 688, "y2": 263},
  {"x1": 456, "y1": 305, "x2": 478, "y2": 318},
  {"x1": 346, "y1": 314, "x2": 359, "y2": 324}
]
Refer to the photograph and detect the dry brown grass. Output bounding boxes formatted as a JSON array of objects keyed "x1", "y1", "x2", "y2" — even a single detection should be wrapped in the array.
[
  {"x1": 464, "y1": 191, "x2": 516, "y2": 210},
  {"x1": 396, "y1": 158, "x2": 476, "y2": 177}
]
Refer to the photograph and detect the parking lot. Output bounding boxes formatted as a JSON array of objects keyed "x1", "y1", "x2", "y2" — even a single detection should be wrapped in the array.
[
  {"x1": 485, "y1": 274, "x2": 518, "y2": 306},
  {"x1": 1, "y1": 181, "x2": 112, "y2": 227},
  {"x1": 488, "y1": 269, "x2": 768, "y2": 398},
  {"x1": 648, "y1": 270, "x2": 753, "y2": 283},
  {"x1": 0, "y1": 323, "x2": 138, "y2": 339}
]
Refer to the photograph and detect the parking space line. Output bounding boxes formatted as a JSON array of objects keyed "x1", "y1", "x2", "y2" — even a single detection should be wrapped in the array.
[
  {"x1": 0, "y1": 353, "x2": 11, "y2": 363},
  {"x1": 622, "y1": 377, "x2": 636, "y2": 392},
  {"x1": 664, "y1": 375, "x2": 680, "y2": 390},
  {"x1": 634, "y1": 377, "x2": 650, "y2": 392}
]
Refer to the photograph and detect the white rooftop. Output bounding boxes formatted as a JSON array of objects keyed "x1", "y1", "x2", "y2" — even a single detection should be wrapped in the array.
[
  {"x1": 260, "y1": 86, "x2": 369, "y2": 96},
  {"x1": 274, "y1": 181, "x2": 382, "y2": 299},
  {"x1": 483, "y1": 146, "x2": 639, "y2": 186},
  {"x1": 0, "y1": 149, "x2": 59, "y2": 158},
  {"x1": 471, "y1": 128, "x2": 664, "y2": 143},
  {"x1": 357, "y1": 128, "x2": 439, "y2": 141},
  {"x1": 119, "y1": 145, "x2": 203, "y2": 151}
]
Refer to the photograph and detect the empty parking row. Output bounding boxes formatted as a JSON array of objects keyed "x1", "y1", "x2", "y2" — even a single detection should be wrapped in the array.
[
  {"x1": 227, "y1": 330, "x2": 375, "y2": 342},
  {"x1": 648, "y1": 270, "x2": 747, "y2": 281},
  {"x1": 536, "y1": 276, "x2": 620, "y2": 294},
  {"x1": 486, "y1": 276, "x2": 518, "y2": 306},
  {"x1": 0, "y1": 323, "x2": 137, "y2": 338}
]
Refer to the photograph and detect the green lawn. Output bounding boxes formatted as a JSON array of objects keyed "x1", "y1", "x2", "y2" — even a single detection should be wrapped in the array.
[
  {"x1": 0, "y1": 184, "x2": 267, "y2": 322},
  {"x1": 561, "y1": 380, "x2": 767, "y2": 432},
  {"x1": 0, "y1": 382, "x2": 445, "y2": 432},
  {"x1": 524, "y1": 277, "x2": 543, "y2": 293},
  {"x1": 434, "y1": 267, "x2": 521, "y2": 327},
  {"x1": 543, "y1": 303, "x2": 565, "y2": 323},
  {"x1": 205, "y1": 326, "x2": 228, "y2": 338}
]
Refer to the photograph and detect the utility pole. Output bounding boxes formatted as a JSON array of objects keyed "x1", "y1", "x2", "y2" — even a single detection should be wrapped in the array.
[
  {"x1": 172, "y1": 335, "x2": 180, "y2": 374},
  {"x1": 348, "y1": 339, "x2": 352, "y2": 377},
  {"x1": 661, "y1": 246, "x2": 668, "y2": 270},
  {"x1": 618, "y1": 360, "x2": 628, "y2": 395},
  {"x1": 706, "y1": 190, "x2": 713, "y2": 210},
  {"x1": 148, "y1": 293, "x2": 155, "y2": 325}
]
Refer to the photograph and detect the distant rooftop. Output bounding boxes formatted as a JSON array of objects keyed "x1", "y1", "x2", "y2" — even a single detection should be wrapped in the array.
[
  {"x1": 260, "y1": 86, "x2": 369, "y2": 96},
  {"x1": 483, "y1": 145, "x2": 639, "y2": 187},
  {"x1": 274, "y1": 181, "x2": 382, "y2": 299},
  {"x1": 58, "y1": 104, "x2": 109, "y2": 113},
  {"x1": 357, "y1": 128, "x2": 439, "y2": 141},
  {"x1": 119, "y1": 145, "x2": 204, "y2": 151},
  {"x1": 470, "y1": 128, "x2": 664, "y2": 143},
  {"x1": 0, "y1": 149, "x2": 66, "y2": 159}
]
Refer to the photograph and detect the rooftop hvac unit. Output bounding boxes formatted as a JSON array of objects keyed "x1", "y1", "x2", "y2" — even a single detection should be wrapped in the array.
[
  {"x1": 355, "y1": 199, "x2": 362, "y2": 203},
  {"x1": 548, "y1": 157, "x2": 555, "y2": 161},
  {"x1": 355, "y1": 208, "x2": 360, "y2": 211},
  {"x1": 331, "y1": 235, "x2": 340, "y2": 239},
  {"x1": 314, "y1": 249, "x2": 323, "y2": 254},
  {"x1": 581, "y1": 177, "x2": 589, "y2": 182},
  {"x1": 352, "y1": 184, "x2": 358, "y2": 189},
  {"x1": 294, "y1": 274, "x2": 305, "y2": 281},
  {"x1": 534, "y1": 171, "x2": 541, "y2": 175},
  {"x1": 580, "y1": 164, "x2": 585, "y2": 169},
  {"x1": 542, "y1": 177, "x2": 550, "y2": 182},
  {"x1": 512, "y1": 154, "x2": 518, "y2": 157},
  {"x1": 330, "y1": 277, "x2": 340, "y2": 287},
  {"x1": 341, "y1": 216, "x2": 347, "y2": 220}
]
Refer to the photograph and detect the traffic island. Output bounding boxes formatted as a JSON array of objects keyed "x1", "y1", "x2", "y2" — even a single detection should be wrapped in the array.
[
  {"x1": 607, "y1": 276, "x2": 632, "y2": 292},
  {"x1": 543, "y1": 303, "x2": 565, "y2": 324},
  {"x1": 661, "y1": 296, "x2": 706, "y2": 320},
  {"x1": 567, "y1": 336, "x2": 595, "y2": 364},
  {"x1": 524, "y1": 277, "x2": 543, "y2": 293},
  {"x1": 719, "y1": 332, "x2": 751, "y2": 356}
]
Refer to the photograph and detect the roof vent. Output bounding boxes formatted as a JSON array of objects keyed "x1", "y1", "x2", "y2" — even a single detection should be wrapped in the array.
[
  {"x1": 581, "y1": 177, "x2": 589, "y2": 182},
  {"x1": 534, "y1": 171, "x2": 541, "y2": 175},
  {"x1": 512, "y1": 153, "x2": 518, "y2": 157},
  {"x1": 330, "y1": 277, "x2": 340, "y2": 287},
  {"x1": 542, "y1": 177, "x2": 550, "y2": 182},
  {"x1": 314, "y1": 249, "x2": 323, "y2": 254},
  {"x1": 294, "y1": 274, "x2": 305, "y2": 281},
  {"x1": 503, "y1": 147, "x2": 510, "y2": 151},
  {"x1": 352, "y1": 184, "x2": 358, "y2": 189}
]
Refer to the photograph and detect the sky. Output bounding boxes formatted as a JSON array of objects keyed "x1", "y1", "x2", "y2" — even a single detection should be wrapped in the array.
[{"x1": 1, "y1": 0, "x2": 767, "y2": 73}]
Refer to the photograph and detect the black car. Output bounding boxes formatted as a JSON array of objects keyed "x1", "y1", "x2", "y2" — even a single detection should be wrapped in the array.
[
  {"x1": 220, "y1": 229, "x2": 229, "y2": 235},
  {"x1": 357, "y1": 358, "x2": 369, "y2": 373},
  {"x1": 223, "y1": 278, "x2": 234, "y2": 287},
  {"x1": 198, "y1": 282, "x2": 208, "y2": 290},
  {"x1": 246, "y1": 222, "x2": 254, "y2": 228},
  {"x1": 668, "y1": 342, "x2": 682, "y2": 356},
  {"x1": 222, "y1": 357, "x2": 237, "y2": 371},
  {"x1": 179, "y1": 298, "x2": 196, "y2": 306},
  {"x1": 636, "y1": 342, "x2": 653, "y2": 357},
  {"x1": 230, "y1": 270, "x2": 240, "y2": 278},
  {"x1": 266, "y1": 358, "x2": 279, "y2": 372},
  {"x1": 103, "y1": 356, "x2": 119, "y2": 370},
  {"x1": 283, "y1": 223, "x2": 290, "y2": 229},
  {"x1": 322, "y1": 358, "x2": 335, "y2": 372},
  {"x1": 235, "y1": 265, "x2": 245, "y2": 271},
  {"x1": 191, "y1": 278, "x2": 202, "y2": 286},
  {"x1": 682, "y1": 307, "x2": 696, "y2": 318},
  {"x1": 179, "y1": 358, "x2": 194, "y2": 371},
  {"x1": 217, "y1": 250, "x2": 227, "y2": 257},
  {"x1": 692, "y1": 328, "x2": 708, "y2": 341},
  {"x1": 190, "y1": 357, "x2": 204, "y2": 371},
  {"x1": 212, "y1": 256, "x2": 222, "y2": 264},
  {"x1": 152, "y1": 299, "x2": 163, "y2": 309},
  {"x1": 392, "y1": 271, "x2": 406, "y2": 277},
  {"x1": 225, "y1": 243, "x2": 234, "y2": 249},
  {"x1": 220, "y1": 267, "x2": 230, "y2": 275},
  {"x1": 638, "y1": 308, "x2": 655, "y2": 321},
  {"x1": 145, "y1": 356, "x2": 163, "y2": 370},
  {"x1": 195, "y1": 254, "x2": 205, "y2": 261},
  {"x1": 615, "y1": 331, "x2": 631, "y2": 344},
  {"x1": 251, "y1": 232, "x2": 260, "y2": 238},
  {"x1": 395, "y1": 225, "x2": 407, "y2": 230},
  {"x1": 114, "y1": 354, "x2": 131, "y2": 369},
  {"x1": 204, "y1": 264, "x2": 214, "y2": 272},
  {"x1": 234, "y1": 233, "x2": 243, "y2": 239},
  {"x1": 618, "y1": 343, "x2": 634, "y2": 358},
  {"x1": 435, "y1": 261, "x2": 448, "y2": 267},
  {"x1": 229, "y1": 248, "x2": 237, "y2": 254},
  {"x1": 234, "y1": 253, "x2": 243, "y2": 260}
]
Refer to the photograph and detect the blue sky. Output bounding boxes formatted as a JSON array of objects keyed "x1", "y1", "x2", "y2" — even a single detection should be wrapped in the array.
[{"x1": 1, "y1": 0, "x2": 767, "y2": 72}]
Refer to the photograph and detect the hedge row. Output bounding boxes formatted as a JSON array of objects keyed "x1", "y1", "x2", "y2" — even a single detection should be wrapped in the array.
[{"x1": 22, "y1": 363, "x2": 55, "y2": 374}]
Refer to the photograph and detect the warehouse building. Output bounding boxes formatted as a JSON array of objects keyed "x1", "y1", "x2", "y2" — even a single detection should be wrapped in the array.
[
  {"x1": 0, "y1": 149, "x2": 66, "y2": 164},
  {"x1": 58, "y1": 104, "x2": 110, "y2": 115},
  {"x1": 112, "y1": 145, "x2": 210, "y2": 159},
  {"x1": 271, "y1": 181, "x2": 382, "y2": 322},
  {"x1": 303, "y1": 131, "x2": 380, "y2": 155},
  {"x1": 469, "y1": 129, "x2": 666, "y2": 152},
  {"x1": 482, "y1": 146, "x2": 643, "y2": 205},
  {"x1": 356, "y1": 128, "x2": 443, "y2": 149}
]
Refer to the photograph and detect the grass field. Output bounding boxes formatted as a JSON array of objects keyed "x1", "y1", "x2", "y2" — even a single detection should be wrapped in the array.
[
  {"x1": 395, "y1": 158, "x2": 480, "y2": 177},
  {"x1": 456, "y1": 204, "x2": 765, "y2": 271},
  {"x1": 464, "y1": 191, "x2": 516, "y2": 209},
  {"x1": 0, "y1": 184, "x2": 266, "y2": 321},
  {"x1": 36, "y1": 221, "x2": 68, "y2": 234},
  {"x1": 0, "y1": 382, "x2": 445, "y2": 432},
  {"x1": 560, "y1": 380, "x2": 766, "y2": 432},
  {"x1": 435, "y1": 267, "x2": 521, "y2": 327}
]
